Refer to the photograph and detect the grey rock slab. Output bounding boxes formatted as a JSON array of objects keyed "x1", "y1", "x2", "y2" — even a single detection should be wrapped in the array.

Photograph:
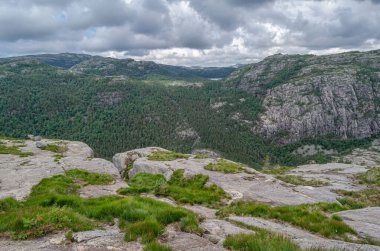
[
  {"x1": 0, "y1": 139, "x2": 120, "y2": 200},
  {"x1": 165, "y1": 224, "x2": 226, "y2": 251},
  {"x1": 79, "y1": 180, "x2": 128, "y2": 198},
  {"x1": 201, "y1": 219, "x2": 254, "y2": 245},
  {"x1": 335, "y1": 207, "x2": 380, "y2": 242},
  {"x1": 130, "y1": 156, "x2": 334, "y2": 206},
  {"x1": 229, "y1": 216, "x2": 380, "y2": 251},
  {"x1": 0, "y1": 234, "x2": 69, "y2": 251},
  {"x1": 112, "y1": 147, "x2": 168, "y2": 173}
]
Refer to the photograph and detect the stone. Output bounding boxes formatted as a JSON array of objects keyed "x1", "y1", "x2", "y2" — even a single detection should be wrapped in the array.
[
  {"x1": 229, "y1": 216, "x2": 380, "y2": 251},
  {"x1": 335, "y1": 207, "x2": 380, "y2": 242},
  {"x1": 36, "y1": 141, "x2": 48, "y2": 148}
]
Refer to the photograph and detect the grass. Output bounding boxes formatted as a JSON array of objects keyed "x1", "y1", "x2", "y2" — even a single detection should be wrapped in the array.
[
  {"x1": 262, "y1": 166, "x2": 294, "y2": 175},
  {"x1": 53, "y1": 154, "x2": 64, "y2": 163},
  {"x1": 217, "y1": 201, "x2": 356, "y2": 239},
  {"x1": 224, "y1": 233, "x2": 300, "y2": 251},
  {"x1": 204, "y1": 159, "x2": 245, "y2": 173},
  {"x1": 0, "y1": 169, "x2": 200, "y2": 242},
  {"x1": 65, "y1": 169, "x2": 114, "y2": 185},
  {"x1": 148, "y1": 151, "x2": 190, "y2": 161},
  {"x1": 118, "y1": 170, "x2": 228, "y2": 206},
  {"x1": 40, "y1": 143, "x2": 68, "y2": 153},
  {"x1": 0, "y1": 142, "x2": 33, "y2": 157},
  {"x1": 276, "y1": 175, "x2": 330, "y2": 187},
  {"x1": 144, "y1": 241, "x2": 173, "y2": 251},
  {"x1": 356, "y1": 168, "x2": 380, "y2": 186},
  {"x1": 334, "y1": 189, "x2": 380, "y2": 208}
]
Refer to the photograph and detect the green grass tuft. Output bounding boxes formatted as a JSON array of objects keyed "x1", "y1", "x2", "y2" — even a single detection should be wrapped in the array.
[
  {"x1": 356, "y1": 168, "x2": 380, "y2": 186},
  {"x1": 148, "y1": 151, "x2": 190, "y2": 161},
  {"x1": 65, "y1": 169, "x2": 114, "y2": 185},
  {"x1": 276, "y1": 175, "x2": 330, "y2": 187},
  {"x1": 0, "y1": 169, "x2": 199, "y2": 241},
  {"x1": 262, "y1": 166, "x2": 294, "y2": 175},
  {"x1": 224, "y1": 233, "x2": 300, "y2": 251},
  {"x1": 144, "y1": 241, "x2": 173, "y2": 251},
  {"x1": 204, "y1": 160, "x2": 244, "y2": 173},
  {"x1": 119, "y1": 170, "x2": 228, "y2": 206},
  {"x1": 40, "y1": 143, "x2": 68, "y2": 153},
  {"x1": 0, "y1": 142, "x2": 33, "y2": 157},
  {"x1": 218, "y1": 201, "x2": 356, "y2": 239},
  {"x1": 334, "y1": 189, "x2": 380, "y2": 208}
]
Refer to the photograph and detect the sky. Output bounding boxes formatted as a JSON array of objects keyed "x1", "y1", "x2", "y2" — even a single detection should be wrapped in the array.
[{"x1": 0, "y1": 0, "x2": 380, "y2": 66}]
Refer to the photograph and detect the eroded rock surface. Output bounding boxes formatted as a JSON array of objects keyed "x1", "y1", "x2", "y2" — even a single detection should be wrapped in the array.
[
  {"x1": 229, "y1": 216, "x2": 380, "y2": 251},
  {"x1": 335, "y1": 207, "x2": 380, "y2": 242},
  {"x1": 0, "y1": 138, "x2": 120, "y2": 200}
]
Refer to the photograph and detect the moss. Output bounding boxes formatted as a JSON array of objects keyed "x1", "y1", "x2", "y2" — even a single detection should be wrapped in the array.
[
  {"x1": 204, "y1": 160, "x2": 244, "y2": 173},
  {"x1": 276, "y1": 175, "x2": 330, "y2": 187},
  {"x1": 118, "y1": 170, "x2": 228, "y2": 206},
  {"x1": 148, "y1": 151, "x2": 190, "y2": 161},
  {"x1": 40, "y1": 144, "x2": 68, "y2": 153},
  {"x1": 0, "y1": 142, "x2": 33, "y2": 157},
  {"x1": 262, "y1": 166, "x2": 294, "y2": 175},
  {"x1": 218, "y1": 201, "x2": 356, "y2": 239}
]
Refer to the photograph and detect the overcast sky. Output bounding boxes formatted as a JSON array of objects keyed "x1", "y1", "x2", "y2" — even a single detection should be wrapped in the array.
[{"x1": 0, "y1": 0, "x2": 380, "y2": 66}]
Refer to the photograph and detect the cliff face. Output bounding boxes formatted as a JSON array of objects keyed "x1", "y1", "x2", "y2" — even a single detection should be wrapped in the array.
[{"x1": 227, "y1": 50, "x2": 380, "y2": 142}]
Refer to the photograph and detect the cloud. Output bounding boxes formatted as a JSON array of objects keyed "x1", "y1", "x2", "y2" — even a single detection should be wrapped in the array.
[{"x1": 0, "y1": 0, "x2": 379, "y2": 66}]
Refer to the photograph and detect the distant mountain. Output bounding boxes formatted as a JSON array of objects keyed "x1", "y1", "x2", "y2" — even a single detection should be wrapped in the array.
[
  {"x1": 227, "y1": 50, "x2": 380, "y2": 143},
  {"x1": 3, "y1": 53, "x2": 237, "y2": 80},
  {"x1": 1, "y1": 50, "x2": 380, "y2": 168}
]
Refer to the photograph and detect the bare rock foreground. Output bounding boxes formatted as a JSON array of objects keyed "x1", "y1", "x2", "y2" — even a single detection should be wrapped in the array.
[{"x1": 0, "y1": 138, "x2": 379, "y2": 250}]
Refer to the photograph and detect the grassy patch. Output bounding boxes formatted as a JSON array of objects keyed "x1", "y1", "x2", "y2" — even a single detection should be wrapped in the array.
[
  {"x1": 194, "y1": 154, "x2": 209, "y2": 159},
  {"x1": 144, "y1": 241, "x2": 173, "y2": 251},
  {"x1": 119, "y1": 170, "x2": 228, "y2": 206},
  {"x1": 356, "y1": 168, "x2": 380, "y2": 186},
  {"x1": 262, "y1": 166, "x2": 294, "y2": 175},
  {"x1": 334, "y1": 189, "x2": 380, "y2": 208},
  {"x1": 65, "y1": 169, "x2": 114, "y2": 185},
  {"x1": 53, "y1": 154, "x2": 64, "y2": 163},
  {"x1": 204, "y1": 160, "x2": 244, "y2": 173},
  {"x1": 224, "y1": 233, "x2": 300, "y2": 251},
  {"x1": 148, "y1": 151, "x2": 190, "y2": 161},
  {"x1": 0, "y1": 169, "x2": 199, "y2": 242},
  {"x1": 218, "y1": 201, "x2": 355, "y2": 239},
  {"x1": 276, "y1": 175, "x2": 330, "y2": 187},
  {"x1": 0, "y1": 135, "x2": 17, "y2": 140},
  {"x1": 40, "y1": 143, "x2": 68, "y2": 153},
  {"x1": 0, "y1": 142, "x2": 33, "y2": 157}
]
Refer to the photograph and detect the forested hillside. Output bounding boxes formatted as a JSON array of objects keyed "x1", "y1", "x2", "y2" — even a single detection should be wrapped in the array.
[{"x1": 1, "y1": 52, "x2": 379, "y2": 168}]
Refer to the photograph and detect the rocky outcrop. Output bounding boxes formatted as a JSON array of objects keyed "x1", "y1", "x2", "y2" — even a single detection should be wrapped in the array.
[
  {"x1": 229, "y1": 216, "x2": 380, "y2": 251},
  {"x1": 227, "y1": 50, "x2": 380, "y2": 143},
  {"x1": 0, "y1": 138, "x2": 120, "y2": 200},
  {"x1": 335, "y1": 207, "x2": 380, "y2": 242}
]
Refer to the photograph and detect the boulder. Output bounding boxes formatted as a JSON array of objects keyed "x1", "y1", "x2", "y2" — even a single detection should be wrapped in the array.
[{"x1": 112, "y1": 147, "x2": 168, "y2": 174}]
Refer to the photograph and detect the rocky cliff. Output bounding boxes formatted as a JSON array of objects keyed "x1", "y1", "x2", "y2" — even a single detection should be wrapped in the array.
[{"x1": 227, "y1": 50, "x2": 380, "y2": 143}]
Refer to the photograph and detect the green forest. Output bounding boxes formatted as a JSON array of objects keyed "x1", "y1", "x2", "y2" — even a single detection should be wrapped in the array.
[{"x1": 0, "y1": 56, "x2": 375, "y2": 168}]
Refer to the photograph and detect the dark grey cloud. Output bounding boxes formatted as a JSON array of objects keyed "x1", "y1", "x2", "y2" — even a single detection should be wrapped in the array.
[{"x1": 0, "y1": 0, "x2": 379, "y2": 66}]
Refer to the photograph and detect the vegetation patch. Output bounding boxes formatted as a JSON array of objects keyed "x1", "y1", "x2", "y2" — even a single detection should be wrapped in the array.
[
  {"x1": 143, "y1": 241, "x2": 173, "y2": 251},
  {"x1": 65, "y1": 169, "x2": 114, "y2": 185},
  {"x1": 0, "y1": 169, "x2": 199, "y2": 242},
  {"x1": 276, "y1": 175, "x2": 330, "y2": 187},
  {"x1": 356, "y1": 168, "x2": 380, "y2": 186},
  {"x1": 148, "y1": 151, "x2": 190, "y2": 161},
  {"x1": 40, "y1": 143, "x2": 68, "y2": 153},
  {"x1": 224, "y1": 233, "x2": 300, "y2": 251},
  {"x1": 334, "y1": 189, "x2": 380, "y2": 208},
  {"x1": 0, "y1": 142, "x2": 33, "y2": 157},
  {"x1": 262, "y1": 166, "x2": 294, "y2": 175},
  {"x1": 204, "y1": 160, "x2": 244, "y2": 173},
  {"x1": 218, "y1": 201, "x2": 356, "y2": 239},
  {"x1": 118, "y1": 170, "x2": 228, "y2": 206}
]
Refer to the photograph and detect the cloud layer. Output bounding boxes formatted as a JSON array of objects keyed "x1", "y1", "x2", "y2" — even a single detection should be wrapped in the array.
[{"x1": 0, "y1": 0, "x2": 380, "y2": 66}]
